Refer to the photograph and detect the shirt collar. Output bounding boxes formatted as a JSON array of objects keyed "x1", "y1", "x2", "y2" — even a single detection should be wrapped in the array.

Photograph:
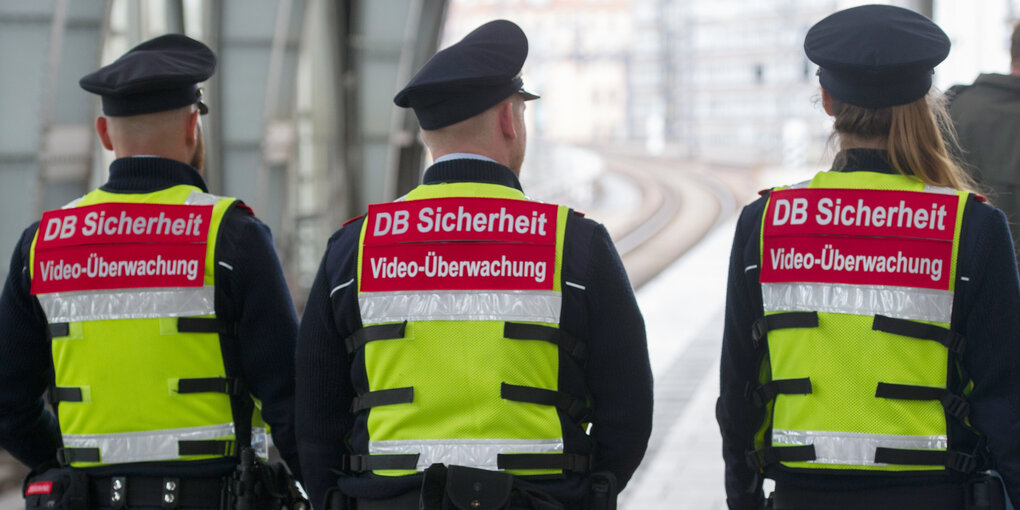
[
  {"x1": 422, "y1": 158, "x2": 523, "y2": 191},
  {"x1": 101, "y1": 157, "x2": 209, "y2": 193},
  {"x1": 433, "y1": 153, "x2": 499, "y2": 164}
]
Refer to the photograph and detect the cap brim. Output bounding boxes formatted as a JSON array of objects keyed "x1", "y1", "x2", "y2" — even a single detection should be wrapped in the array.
[{"x1": 519, "y1": 88, "x2": 540, "y2": 101}]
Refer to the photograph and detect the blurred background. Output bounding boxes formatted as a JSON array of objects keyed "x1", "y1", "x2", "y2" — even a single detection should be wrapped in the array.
[{"x1": 0, "y1": 0, "x2": 1016, "y2": 508}]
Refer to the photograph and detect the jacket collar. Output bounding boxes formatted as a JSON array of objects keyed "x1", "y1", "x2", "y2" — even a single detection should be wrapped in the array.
[
  {"x1": 100, "y1": 157, "x2": 209, "y2": 193},
  {"x1": 833, "y1": 149, "x2": 899, "y2": 175},
  {"x1": 421, "y1": 159, "x2": 523, "y2": 192}
]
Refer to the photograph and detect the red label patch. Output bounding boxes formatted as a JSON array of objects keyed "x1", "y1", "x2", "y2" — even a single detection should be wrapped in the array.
[
  {"x1": 32, "y1": 203, "x2": 213, "y2": 295},
  {"x1": 25, "y1": 481, "x2": 53, "y2": 496},
  {"x1": 361, "y1": 198, "x2": 557, "y2": 292},
  {"x1": 761, "y1": 188, "x2": 958, "y2": 290}
]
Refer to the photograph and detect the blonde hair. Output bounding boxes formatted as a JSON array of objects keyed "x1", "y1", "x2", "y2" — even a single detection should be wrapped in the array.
[{"x1": 830, "y1": 93, "x2": 978, "y2": 192}]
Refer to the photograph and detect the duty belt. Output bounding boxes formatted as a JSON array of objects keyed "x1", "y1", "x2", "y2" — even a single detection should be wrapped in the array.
[{"x1": 90, "y1": 475, "x2": 226, "y2": 510}]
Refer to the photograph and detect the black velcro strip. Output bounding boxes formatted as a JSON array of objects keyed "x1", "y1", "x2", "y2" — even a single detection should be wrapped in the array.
[
  {"x1": 496, "y1": 453, "x2": 590, "y2": 472},
  {"x1": 748, "y1": 378, "x2": 812, "y2": 407},
  {"x1": 873, "y1": 315, "x2": 964, "y2": 354},
  {"x1": 49, "y1": 323, "x2": 70, "y2": 338},
  {"x1": 875, "y1": 382, "x2": 944, "y2": 401},
  {"x1": 874, "y1": 447, "x2": 946, "y2": 467},
  {"x1": 50, "y1": 386, "x2": 83, "y2": 402},
  {"x1": 344, "y1": 454, "x2": 420, "y2": 472},
  {"x1": 875, "y1": 383, "x2": 970, "y2": 420},
  {"x1": 177, "y1": 317, "x2": 235, "y2": 336},
  {"x1": 351, "y1": 387, "x2": 414, "y2": 412},
  {"x1": 344, "y1": 322, "x2": 407, "y2": 353},
  {"x1": 178, "y1": 440, "x2": 234, "y2": 456},
  {"x1": 752, "y1": 312, "x2": 819, "y2": 343},
  {"x1": 177, "y1": 377, "x2": 238, "y2": 395},
  {"x1": 504, "y1": 322, "x2": 587, "y2": 361},
  {"x1": 500, "y1": 383, "x2": 590, "y2": 422},
  {"x1": 772, "y1": 445, "x2": 817, "y2": 463},
  {"x1": 746, "y1": 445, "x2": 816, "y2": 470},
  {"x1": 58, "y1": 447, "x2": 100, "y2": 464}
]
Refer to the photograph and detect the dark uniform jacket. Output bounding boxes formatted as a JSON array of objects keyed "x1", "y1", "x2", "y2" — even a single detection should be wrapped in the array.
[
  {"x1": 949, "y1": 73, "x2": 1020, "y2": 262},
  {"x1": 295, "y1": 158, "x2": 653, "y2": 510},
  {"x1": 0, "y1": 157, "x2": 301, "y2": 480},
  {"x1": 717, "y1": 149, "x2": 1020, "y2": 510}
]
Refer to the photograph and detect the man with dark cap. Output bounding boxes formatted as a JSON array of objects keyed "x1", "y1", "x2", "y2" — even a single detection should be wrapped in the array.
[
  {"x1": 718, "y1": 5, "x2": 1020, "y2": 510},
  {"x1": 0, "y1": 34, "x2": 303, "y2": 509},
  {"x1": 295, "y1": 19, "x2": 652, "y2": 510},
  {"x1": 949, "y1": 22, "x2": 1020, "y2": 265}
]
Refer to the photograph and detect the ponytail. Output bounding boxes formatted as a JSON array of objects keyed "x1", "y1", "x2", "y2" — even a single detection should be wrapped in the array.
[{"x1": 830, "y1": 92, "x2": 977, "y2": 192}]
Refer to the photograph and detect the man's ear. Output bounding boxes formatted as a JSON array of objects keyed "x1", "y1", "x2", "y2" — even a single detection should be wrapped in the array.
[
  {"x1": 498, "y1": 101, "x2": 517, "y2": 140},
  {"x1": 185, "y1": 108, "x2": 200, "y2": 146},
  {"x1": 95, "y1": 117, "x2": 114, "y2": 151}
]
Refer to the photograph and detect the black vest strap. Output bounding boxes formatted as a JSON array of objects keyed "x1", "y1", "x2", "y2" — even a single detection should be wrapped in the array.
[
  {"x1": 752, "y1": 312, "x2": 819, "y2": 345},
  {"x1": 177, "y1": 317, "x2": 237, "y2": 337},
  {"x1": 500, "y1": 383, "x2": 590, "y2": 422},
  {"x1": 344, "y1": 322, "x2": 407, "y2": 354},
  {"x1": 56, "y1": 447, "x2": 100, "y2": 465},
  {"x1": 503, "y1": 322, "x2": 587, "y2": 361},
  {"x1": 875, "y1": 382, "x2": 970, "y2": 420},
  {"x1": 496, "y1": 453, "x2": 591, "y2": 473},
  {"x1": 343, "y1": 454, "x2": 420, "y2": 472},
  {"x1": 746, "y1": 378, "x2": 812, "y2": 407},
  {"x1": 178, "y1": 440, "x2": 235, "y2": 456},
  {"x1": 874, "y1": 448, "x2": 977, "y2": 472},
  {"x1": 48, "y1": 322, "x2": 70, "y2": 338},
  {"x1": 177, "y1": 377, "x2": 244, "y2": 396},
  {"x1": 49, "y1": 386, "x2": 83, "y2": 403},
  {"x1": 872, "y1": 315, "x2": 965, "y2": 355},
  {"x1": 745, "y1": 445, "x2": 816, "y2": 471},
  {"x1": 351, "y1": 387, "x2": 414, "y2": 413}
]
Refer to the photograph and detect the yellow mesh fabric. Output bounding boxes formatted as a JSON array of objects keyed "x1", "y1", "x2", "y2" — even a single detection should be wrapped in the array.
[
  {"x1": 768, "y1": 313, "x2": 949, "y2": 471},
  {"x1": 758, "y1": 171, "x2": 966, "y2": 473},
  {"x1": 37, "y1": 186, "x2": 239, "y2": 466}
]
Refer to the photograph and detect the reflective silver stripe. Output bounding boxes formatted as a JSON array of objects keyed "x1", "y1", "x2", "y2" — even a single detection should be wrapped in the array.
[
  {"x1": 762, "y1": 282, "x2": 953, "y2": 323},
  {"x1": 62, "y1": 423, "x2": 235, "y2": 464},
  {"x1": 359, "y1": 290, "x2": 561, "y2": 325},
  {"x1": 369, "y1": 438, "x2": 564, "y2": 471},
  {"x1": 923, "y1": 185, "x2": 958, "y2": 195},
  {"x1": 185, "y1": 190, "x2": 222, "y2": 205},
  {"x1": 38, "y1": 286, "x2": 216, "y2": 323},
  {"x1": 772, "y1": 429, "x2": 947, "y2": 466},
  {"x1": 62, "y1": 197, "x2": 85, "y2": 209}
]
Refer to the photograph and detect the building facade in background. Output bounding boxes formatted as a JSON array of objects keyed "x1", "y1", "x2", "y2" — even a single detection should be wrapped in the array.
[{"x1": 448, "y1": 0, "x2": 1019, "y2": 168}]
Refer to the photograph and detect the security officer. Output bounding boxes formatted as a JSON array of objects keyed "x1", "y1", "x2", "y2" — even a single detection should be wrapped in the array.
[
  {"x1": 295, "y1": 20, "x2": 653, "y2": 510},
  {"x1": 0, "y1": 34, "x2": 302, "y2": 508},
  {"x1": 717, "y1": 5, "x2": 1020, "y2": 510}
]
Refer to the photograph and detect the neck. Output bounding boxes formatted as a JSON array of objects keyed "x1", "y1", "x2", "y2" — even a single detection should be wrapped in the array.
[
  {"x1": 839, "y1": 134, "x2": 887, "y2": 151},
  {"x1": 430, "y1": 146, "x2": 509, "y2": 168}
]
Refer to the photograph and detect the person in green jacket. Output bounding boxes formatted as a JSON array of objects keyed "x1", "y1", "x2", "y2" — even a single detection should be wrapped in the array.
[{"x1": 949, "y1": 22, "x2": 1020, "y2": 262}]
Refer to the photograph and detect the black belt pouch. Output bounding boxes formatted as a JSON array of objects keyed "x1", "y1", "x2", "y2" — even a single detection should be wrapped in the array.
[{"x1": 23, "y1": 466, "x2": 89, "y2": 510}]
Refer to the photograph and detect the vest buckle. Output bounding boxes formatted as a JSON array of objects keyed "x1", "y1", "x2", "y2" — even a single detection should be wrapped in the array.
[
  {"x1": 940, "y1": 393, "x2": 971, "y2": 420},
  {"x1": 948, "y1": 451, "x2": 978, "y2": 473}
]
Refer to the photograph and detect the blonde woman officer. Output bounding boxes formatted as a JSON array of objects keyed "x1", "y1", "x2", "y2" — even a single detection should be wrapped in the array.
[{"x1": 718, "y1": 5, "x2": 1020, "y2": 510}]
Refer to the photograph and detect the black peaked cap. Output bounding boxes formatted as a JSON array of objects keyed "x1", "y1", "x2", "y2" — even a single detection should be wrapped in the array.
[
  {"x1": 805, "y1": 4, "x2": 950, "y2": 108},
  {"x1": 80, "y1": 33, "x2": 215, "y2": 117},
  {"x1": 394, "y1": 19, "x2": 539, "y2": 130}
]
